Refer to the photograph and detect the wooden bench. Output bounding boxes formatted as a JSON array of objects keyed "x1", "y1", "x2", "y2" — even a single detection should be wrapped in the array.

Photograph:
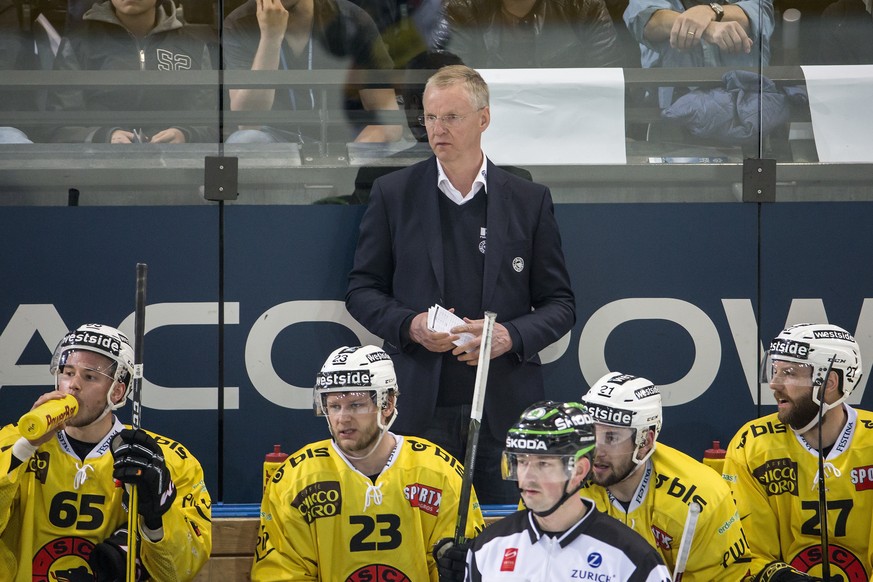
[{"x1": 194, "y1": 515, "x2": 504, "y2": 581}]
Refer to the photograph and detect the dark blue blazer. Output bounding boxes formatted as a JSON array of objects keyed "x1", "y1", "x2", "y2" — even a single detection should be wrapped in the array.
[{"x1": 346, "y1": 156, "x2": 575, "y2": 438}]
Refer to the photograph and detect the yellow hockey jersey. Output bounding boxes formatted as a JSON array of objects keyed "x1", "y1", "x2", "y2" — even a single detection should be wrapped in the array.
[
  {"x1": 724, "y1": 405, "x2": 873, "y2": 581},
  {"x1": 252, "y1": 434, "x2": 484, "y2": 581},
  {"x1": 0, "y1": 418, "x2": 212, "y2": 582},
  {"x1": 582, "y1": 443, "x2": 757, "y2": 582}
]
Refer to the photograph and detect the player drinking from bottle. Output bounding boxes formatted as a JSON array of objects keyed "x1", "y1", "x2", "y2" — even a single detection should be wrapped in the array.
[{"x1": 0, "y1": 323, "x2": 211, "y2": 581}]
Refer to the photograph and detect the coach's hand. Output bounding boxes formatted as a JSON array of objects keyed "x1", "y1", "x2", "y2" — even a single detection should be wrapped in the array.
[
  {"x1": 410, "y1": 312, "x2": 459, "y2": 353},
  {"x1": 433, "y1": 537, "x2": 471, "y2": 582},
  {"x1": 452, "y1": 318, "x2": 512, "y2": 365},
  {"x1": 112, "y1": 429, "x2": 176, "y2": 530}
]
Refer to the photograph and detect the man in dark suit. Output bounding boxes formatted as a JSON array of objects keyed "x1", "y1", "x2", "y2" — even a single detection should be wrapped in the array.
[{"x1": 346, "y1": 65, "x2": 575, "y2": 504}]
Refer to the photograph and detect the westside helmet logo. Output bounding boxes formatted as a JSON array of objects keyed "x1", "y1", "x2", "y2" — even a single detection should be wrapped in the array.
[
  {"x1": 587, "y1": 404, "x2": 633, "y2": 427},
  {"x1": 769, "y1": 340, "x2": 810, "y2": 359},
  {"x1": 315, "y1": 371, "x2": 372, "y2": 388},
  {"x1": 506, "y1": 437, "x2": 547, "y2": 450}
]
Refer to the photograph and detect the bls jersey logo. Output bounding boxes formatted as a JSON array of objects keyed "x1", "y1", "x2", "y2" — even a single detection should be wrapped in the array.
[
  {"x1": 32, "y1": 536, "x2": 95, "y2": 582},
  {"x1": 156, "y1": 49, "x2": 192, "y2": 71}
]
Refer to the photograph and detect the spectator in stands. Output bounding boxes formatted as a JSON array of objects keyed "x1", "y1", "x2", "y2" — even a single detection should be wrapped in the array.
[
  {"x1": 0, "y1": 323, "x2": 212, "y2": 581},
  {"x1": 432, "y1": 0, "x2": 625, "y2": 68},
  {"x1": 346, "y1": 65, "x2": 575, "y2": 504},
  {"x1": 724, "y1": 323, "x2": 873, "y2": 581},
  {"x1": 45, "y1": 0, "x2": 218, "y2": 144},
  {"x1": 0, "y1": 0, "x2": 37, "y2": 144},
  {"x1": 580, "y1": 372, "x2": 775, "y2": 581},
  {"x1": 624, "y1": 0, "x2": 774, "y2": 106},
  {"x1": 251, "y1": 345, "x2": 483, "y2": 581},
  {"x1": 436, "y1": 401, "x2": 670, "y2": 581},
  {"x1": 223, "y1": 0, "x2": 402, "y2": 145},
  {"x1": 348, "y1": 0, "x2": 444, "y2": 67}
]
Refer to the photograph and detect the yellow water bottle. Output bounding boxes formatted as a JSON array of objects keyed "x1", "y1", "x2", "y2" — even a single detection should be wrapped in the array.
[
  {"x1": 263, "y1": 444, "x2": 289, "y2": 493},
  {"x1": 703, "y1": 440, "x2": 726, "y2": 476},
  {"x1": 18, "y1": 395, "x2": 79, "y2": 440}
]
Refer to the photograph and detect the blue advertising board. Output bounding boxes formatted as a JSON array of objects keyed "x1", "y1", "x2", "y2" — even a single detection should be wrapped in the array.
[{"x1": 1, "y1": 202, "x2": 871, "y2": 503}]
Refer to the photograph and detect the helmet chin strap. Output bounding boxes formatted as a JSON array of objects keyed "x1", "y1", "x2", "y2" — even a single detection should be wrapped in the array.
[{"x1": 528, "y1": 481, "x2": 584, "y2": 519}]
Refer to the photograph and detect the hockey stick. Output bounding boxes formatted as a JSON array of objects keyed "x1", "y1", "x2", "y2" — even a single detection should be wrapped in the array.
[
  {"x1": 126, "y1": 263, "x2": 147, "y2": 582},
  {"x1": 816, "y1": 355, "x2": 837, "y2": 582},
  {"x1": 454, "y1": 311, "x2": 497, "y2": 545},
  {"x1": 672, "y1": 501, "x2": 701, "y2": 582}
]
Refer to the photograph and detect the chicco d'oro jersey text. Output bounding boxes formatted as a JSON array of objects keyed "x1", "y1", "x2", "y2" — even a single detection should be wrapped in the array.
[
  {"x1": 582, "y1": 443, "x2": 757, "y2": 582},
  {"x1": 252, "y1": 434, "x2": 484, "y2": 581},
  {"x1": 724, "y1": 405, "x2": 873, "y2": 580},
  {"x1": 468, "y1": 501, "x2": 670, "y2": 582},
  {"x1": 0, "y1": 418, "x2": 212, "y2": 582}
]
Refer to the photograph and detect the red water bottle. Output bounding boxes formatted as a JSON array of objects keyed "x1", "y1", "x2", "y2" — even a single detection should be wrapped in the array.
[
  {"x1": 703, "y1": 440, "x2": 726, "y2": 476},
  {"x1": 263, "y1": 444, "x2": 289, "y2": 493}
]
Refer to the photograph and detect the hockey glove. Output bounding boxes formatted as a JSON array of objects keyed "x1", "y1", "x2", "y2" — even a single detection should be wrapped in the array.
[
  {"x1": 753, "y1": 561, "x2": 824, "y2": 582},
  {"x1": 89, "y1": 527, "x2": 148, "y2": 581},
  {"x1": 433, "y1": 537, "x2": 471, "y2": 582},
  {"x1": 112, "y1": 429, "x2": 176, "y2": 530}
]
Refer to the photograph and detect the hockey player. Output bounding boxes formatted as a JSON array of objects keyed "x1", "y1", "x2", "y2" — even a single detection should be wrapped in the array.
[
  {"x1": 464, "y1": 400, "x2": 670, "y2": 581},
  {"x1": 251, "y1": 345, "x2": 484, "y2": 581},
  {"x1": 581, "y1": 372, "x2": 760, "y2": 582},
  {"x1": 0, "y1": 323, "x2": 212, "y2": 581},
  {"x1": 724, "y1": 323, "x2": 872, "y2": 581}
]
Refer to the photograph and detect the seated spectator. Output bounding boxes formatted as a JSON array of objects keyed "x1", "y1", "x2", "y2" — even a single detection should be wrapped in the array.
[
  {"x1": 45, "y1": 0, "x2": 218, "y2": 144},
  {"x1": 625, "y1": 0, "x2": 775, "y2": 106},
  {"x1": 432, "y1": 0, "x2": 624, "y2": 68},
  {"x1": 349, "y1": 0, "x2": 444, "y2": 67},
  {"x1": 223, "y1": 0, "x2": 402, "y2": 145},
  {"x1": 0, "y1": 0, "x2": 37, "y2": 144}
]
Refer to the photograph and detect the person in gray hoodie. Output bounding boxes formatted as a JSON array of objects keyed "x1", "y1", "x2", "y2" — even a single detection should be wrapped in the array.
[{"x1": 46, "y1": 0, "x2": 218, "y2": 144}]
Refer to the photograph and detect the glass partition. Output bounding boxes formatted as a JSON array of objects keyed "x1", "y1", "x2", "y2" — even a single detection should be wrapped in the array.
[{"x1": 0, "y1": 0, "x2": 870, "y2": 204}]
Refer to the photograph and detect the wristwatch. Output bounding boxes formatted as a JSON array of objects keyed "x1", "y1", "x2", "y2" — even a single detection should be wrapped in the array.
[{"x1": 709, "y1": 2, "x2": 725, "y2": 21}]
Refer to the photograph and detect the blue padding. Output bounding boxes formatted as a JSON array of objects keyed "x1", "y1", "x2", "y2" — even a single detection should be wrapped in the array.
[{"x1": 211, "y1": 502, "x2": 518, "y2": 519}]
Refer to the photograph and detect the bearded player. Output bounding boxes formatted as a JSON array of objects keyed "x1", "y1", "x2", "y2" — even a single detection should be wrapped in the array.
[{"x1": 724, "y1": 323, "x2": 871, "y2": 581}]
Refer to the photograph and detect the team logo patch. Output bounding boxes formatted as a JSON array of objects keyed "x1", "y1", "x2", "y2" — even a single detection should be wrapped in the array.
[
  {"x1": 32, "y1": 536, "x2": 95, "y2": 582},
  {"x1": 512, "y1": 257, "x2": 524, "y2": 272},
  {"x1": 790, "y1": 543, "x2": 866, "y2": 581},
  {"x1": 500, "y1": 548, "x2": 518, "y2": 572},
  {"x1": 753, "y1": 458, "x2": 798, "y2": 496},
  {"x1": 345, "y1": 564, "x2": 411, "y2": 581},
  {"x1": 651, "y1": 525, "x2": 673, "y2": 550},
  {"x1": 291, "y1": 481, "x2": 342, "y2": 524},
  {"x1": 851, "y1": 465, "x2": 873, "y2": 491},
  {"x1": 26, "y1": 451, "x2": 50, "y2": 484},
  {"x1": 403, "y1": 483, "x2": 442, "y2": 516}
]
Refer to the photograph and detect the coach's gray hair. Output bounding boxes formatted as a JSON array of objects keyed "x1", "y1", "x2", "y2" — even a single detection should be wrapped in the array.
[{"x1": 425, "y1": 65, "x2": 489, "y2": 111}]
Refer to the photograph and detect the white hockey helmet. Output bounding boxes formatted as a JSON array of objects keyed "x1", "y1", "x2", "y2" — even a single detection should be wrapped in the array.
[
  {"x1": 314, "y1": 345, "x2": 399, "y2": 431},
  {"x1": 581, "y1": 372, "x2": 662, "y2": 465},
  {"x1": 50, "y1": 324, "x2": 135, "y2": 410},
  {"x1": 765, "y1": 323, "x2": 863, "y2": 413}
]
